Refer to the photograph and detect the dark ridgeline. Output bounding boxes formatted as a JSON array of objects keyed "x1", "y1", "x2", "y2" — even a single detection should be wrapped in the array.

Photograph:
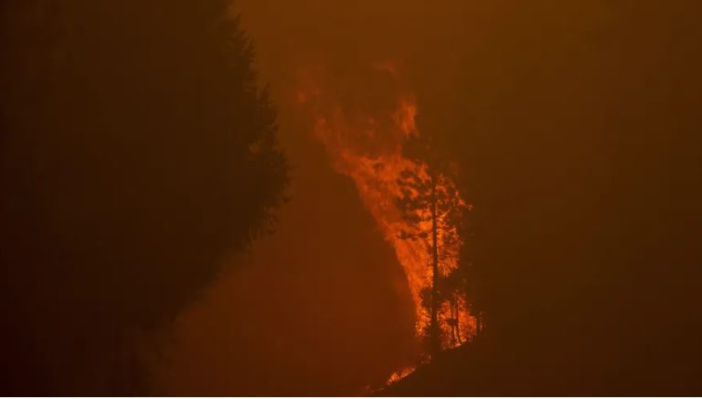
[
  {"x1": 385, "y1": 0, "x2": 702, "y2": 395},
  {"x1": 0, "y1": 0, "x2": 288, "y2": 395}
]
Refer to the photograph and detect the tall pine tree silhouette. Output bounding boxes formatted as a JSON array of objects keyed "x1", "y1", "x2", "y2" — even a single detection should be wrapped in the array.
[
  {"x1": 397, "y1": 113, "x2": 465, "y2": 356},
  {"x1": 0, "y1": 0, "x2": 288, "y2": 395}
]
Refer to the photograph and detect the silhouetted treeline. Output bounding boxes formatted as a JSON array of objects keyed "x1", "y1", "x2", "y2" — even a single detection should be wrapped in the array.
[
  {"x1": 397, "y1": 118, "x2": 470, "y2": 354},
  {"x1": 0, "y1": 0, "x2": 288, "y2": 395},
  {"x1": 390, "y1": 0, "x2": 702, "y2": 395}
]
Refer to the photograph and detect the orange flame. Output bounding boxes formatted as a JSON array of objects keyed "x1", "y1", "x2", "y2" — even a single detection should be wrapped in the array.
[
  {"x1": 296, "y1": 61, "x2": 474, "y2": 376},
  {"x1": 386, "y1": 365, "x2": 416, "y2": 385}
]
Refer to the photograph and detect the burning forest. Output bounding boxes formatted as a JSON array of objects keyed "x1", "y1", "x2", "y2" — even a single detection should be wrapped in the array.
[{"x1": 295, "y1": 61, "x2": 477, "y2": 377}]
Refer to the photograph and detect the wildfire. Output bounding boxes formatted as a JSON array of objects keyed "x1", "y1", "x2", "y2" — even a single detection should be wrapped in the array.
[
  {"x1": 386, "y1": 365, "x2": 416, "y2": 385},
  {"x1": 295, "y1": 60, "x2": 474, "y2": 372}
]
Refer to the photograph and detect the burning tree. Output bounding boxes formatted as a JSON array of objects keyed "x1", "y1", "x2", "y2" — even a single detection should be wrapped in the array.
[
  {"x1": 296, "y1": 61, "x2": 473, "y2": 364},
  {"x1": 397, "y1": 123, "x2": 468, "y2": 356}
]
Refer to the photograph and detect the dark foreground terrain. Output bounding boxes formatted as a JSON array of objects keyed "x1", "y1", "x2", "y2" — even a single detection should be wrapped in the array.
[{"x1": 382, "y1": 333, "x2": 702, "y2": 396}]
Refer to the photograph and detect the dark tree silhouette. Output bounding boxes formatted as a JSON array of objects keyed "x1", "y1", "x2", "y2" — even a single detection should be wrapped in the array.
[
  {"x1": 0, "y1": 0, "x2": 288, "y2": 395},
  {"x1": 397, "y1": 115, "x2": 466, "y2": 356}
]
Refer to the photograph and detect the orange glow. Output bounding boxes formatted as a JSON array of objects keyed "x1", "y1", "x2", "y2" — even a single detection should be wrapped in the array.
[
  {"x1": 386, "y1": 365, "x2": 416, "y2": 384},
  {"x1": 296, "y1": 61, "x2": 474, "y2": 375}
]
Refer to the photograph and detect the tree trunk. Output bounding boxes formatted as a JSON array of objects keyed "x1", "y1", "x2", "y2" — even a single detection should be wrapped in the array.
[
  {"x1": 451, "y1": 296, "x2": 461, "y2": 346},
  {"x1": 430, "y1": 170, "x2": 440, "y2": 356}
]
